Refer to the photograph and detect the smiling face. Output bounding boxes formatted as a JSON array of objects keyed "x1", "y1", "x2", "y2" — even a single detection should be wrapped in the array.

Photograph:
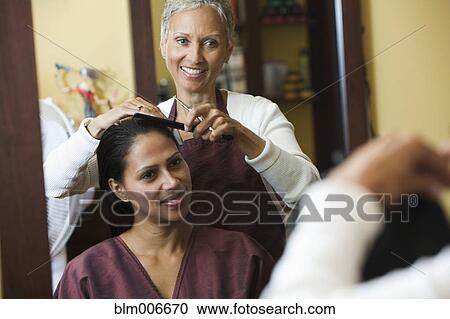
[
  {"x1": 110, "y1": 131, "x2": 192, "y2": 224},
  {"x1": 161, "y1": 6, "x2": 233, "y2": 96}
]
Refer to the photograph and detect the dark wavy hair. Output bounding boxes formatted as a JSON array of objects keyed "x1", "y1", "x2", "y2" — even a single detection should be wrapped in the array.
[{"x1": 96, "y1": 117, "x2": 179, "y2": 236}]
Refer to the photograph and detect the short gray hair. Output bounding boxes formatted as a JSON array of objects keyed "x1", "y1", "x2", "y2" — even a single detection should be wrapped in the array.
[{"x1": 161, "y1": 0, "x2": 235, "y2": 45}]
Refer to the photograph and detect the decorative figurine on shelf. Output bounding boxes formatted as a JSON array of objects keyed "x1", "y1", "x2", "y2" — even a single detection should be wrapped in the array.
[{"x1": 55, "y1": 64, "x2": 126, "y2": 120}]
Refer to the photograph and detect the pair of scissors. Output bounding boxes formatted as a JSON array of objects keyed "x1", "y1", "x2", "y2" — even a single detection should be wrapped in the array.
[{"x1": 175, "y1": 97, "x2": 233, "y2": 141}]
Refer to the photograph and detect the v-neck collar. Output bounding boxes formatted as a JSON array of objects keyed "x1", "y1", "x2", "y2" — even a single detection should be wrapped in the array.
[
  {"x1": 169, "y1": 89, "x2": 227, "y2": 122},
  {"x1": 115, "y1": 227, "x2": 196, "y2": 299}
]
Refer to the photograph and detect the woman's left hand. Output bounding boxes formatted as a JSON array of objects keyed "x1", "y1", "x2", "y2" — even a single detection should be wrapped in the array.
[
  {"x1": 185, "y1": 103, "x2": 242, "y2": 142},
  {"x1": 185, "y1": 103, "x2": 266, "y2": 159}
]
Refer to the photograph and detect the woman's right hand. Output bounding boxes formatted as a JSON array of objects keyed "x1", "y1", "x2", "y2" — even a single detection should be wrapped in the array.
[{"x1": 86, "y1": 97, "x2": 165, "y2": 139}]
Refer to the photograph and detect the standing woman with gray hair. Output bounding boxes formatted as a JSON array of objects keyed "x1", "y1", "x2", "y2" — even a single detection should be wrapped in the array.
[{"x1": 44, "y1": 0, "x2": 319, "y2": 261}]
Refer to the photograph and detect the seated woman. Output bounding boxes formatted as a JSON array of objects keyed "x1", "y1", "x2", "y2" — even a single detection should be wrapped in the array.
[{"x1": 55, "y1": 117, "x2": 274, "y2": 298}]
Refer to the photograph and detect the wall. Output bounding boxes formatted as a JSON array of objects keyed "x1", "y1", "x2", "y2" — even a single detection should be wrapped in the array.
[
  {"x1": 150, "y1": 0, "x2": 173, "y2": 94},
  {"x1": 362, "y1": 0, "x2": 450, "y2": 214},
  {"x1": 32, "y1": 0, "x2": 136, "y2": 125}
]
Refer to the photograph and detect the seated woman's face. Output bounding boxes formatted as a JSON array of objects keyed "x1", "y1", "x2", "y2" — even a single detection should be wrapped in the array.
[{"x1": 115, "y1": 131, "x2": 192, "y2": 224}]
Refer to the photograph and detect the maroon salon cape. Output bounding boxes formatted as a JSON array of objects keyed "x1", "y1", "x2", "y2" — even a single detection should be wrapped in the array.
[{"x1": 55, "y1": 226, "x2": 274, "y2": 299}]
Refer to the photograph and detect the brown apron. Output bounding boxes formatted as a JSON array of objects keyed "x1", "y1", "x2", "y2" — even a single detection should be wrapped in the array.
[{"x1": 169, "y1": 91, "x2": 285, "y2": 260}]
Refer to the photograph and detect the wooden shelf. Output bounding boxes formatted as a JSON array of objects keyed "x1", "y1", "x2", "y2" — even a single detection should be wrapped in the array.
[{"x1": 261, "y1": 16, "x2": 312, "y2": 26}]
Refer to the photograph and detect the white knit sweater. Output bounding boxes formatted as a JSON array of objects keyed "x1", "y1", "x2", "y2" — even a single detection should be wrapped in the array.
[{"x1": 44, "y1": 91, "x2": 320, "y2": 206}]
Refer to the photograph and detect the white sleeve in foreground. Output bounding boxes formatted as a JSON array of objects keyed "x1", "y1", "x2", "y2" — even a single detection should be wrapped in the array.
[
  {"x1": 261, "y1": 180, "x2": 383, "y2": 298},
  {"x1": 336, "y1": 246, "x2": 450, "y2": 298},
  {"x1": 262, "y1": 180, "x2": 450, "y2": 298}
]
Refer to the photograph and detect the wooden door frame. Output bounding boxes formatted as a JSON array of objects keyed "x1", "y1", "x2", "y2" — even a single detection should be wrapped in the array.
[
  {"x1": 0, "y1": 0, "x2": 52, "y2": 298},
  {"x1": 309, "y1": 0, "x2": 370, "y2": 171},
  {"x1": 335, "y1": 0, "x2": 370, "y2": 153},
  {"x1": 129, "y1": 0, "x2": 158, "y2": 102},
  {"x1": 241, "y1": 0, "x2": 264, "y2": 96}
]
